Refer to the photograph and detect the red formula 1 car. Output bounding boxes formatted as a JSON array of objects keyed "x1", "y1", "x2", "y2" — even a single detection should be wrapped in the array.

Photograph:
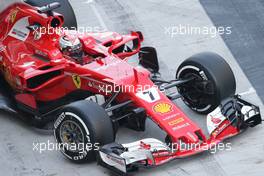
[{"x1": 0, "y1": 1, "x2": 262, "y2": 175}]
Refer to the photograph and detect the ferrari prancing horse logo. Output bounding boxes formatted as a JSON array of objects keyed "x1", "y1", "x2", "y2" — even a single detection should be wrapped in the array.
[
  {"x1": 9, "y1": 9, "x2": 19, "y2": 23},
  {"x1": 72, "y1": 75, "x2": 81, "y2": 89}
]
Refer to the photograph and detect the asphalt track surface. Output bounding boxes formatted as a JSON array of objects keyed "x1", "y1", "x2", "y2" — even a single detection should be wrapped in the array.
[
  {"x1": 0, "y1": 0, "x2": 263, "y2": 176},
  {"x1": 200, "y1": 0, "x2": 264, "y2": 104}
]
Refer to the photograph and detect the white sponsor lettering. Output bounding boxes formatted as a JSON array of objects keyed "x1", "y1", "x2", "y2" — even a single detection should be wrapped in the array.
[{"x1": 8, "y1": 17, "x2": 30, "y2": 41}]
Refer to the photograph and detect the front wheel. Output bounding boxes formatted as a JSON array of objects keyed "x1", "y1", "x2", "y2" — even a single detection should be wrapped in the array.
[
  {"x1": 176, "y1": 52, "x2": 236, "y2": 114},
  {"x1": 54, "y1": 100, "x2": 114, "y2": 163}
]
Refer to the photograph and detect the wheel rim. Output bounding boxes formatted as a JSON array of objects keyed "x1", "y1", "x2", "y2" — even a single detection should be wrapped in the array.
[
  {"x1": 59, "y1": 119, "x2": 85, "y2": 152},
  {"x1": 178, "y1": 71, "x2": 215, "y2": 112}
]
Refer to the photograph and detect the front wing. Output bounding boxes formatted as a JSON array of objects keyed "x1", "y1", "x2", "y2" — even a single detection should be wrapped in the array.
[{"x1": 98, "y1": 96, "x2": 262, "y2": 174}]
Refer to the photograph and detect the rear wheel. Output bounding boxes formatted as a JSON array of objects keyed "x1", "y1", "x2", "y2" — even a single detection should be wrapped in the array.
[
  {"x1": 176, "y1": 52, "x2": 236, "y2": 114},
  {"x1": 54, "y1": 100, "x2": 114, "y2": 163}
]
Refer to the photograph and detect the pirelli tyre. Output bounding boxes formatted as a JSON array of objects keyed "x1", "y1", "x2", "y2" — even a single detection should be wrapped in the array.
[
  {"x1": 54, "y1": 100, "x2": 114, "y2": 163},
  {"x1": 176, "y1": 52, "x2": 236, "y2": 114}
]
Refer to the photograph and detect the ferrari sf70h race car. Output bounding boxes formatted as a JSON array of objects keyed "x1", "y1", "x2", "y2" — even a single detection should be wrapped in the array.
[{"x1": 0, "y1": 1, "x2": 262, "y2": 175}]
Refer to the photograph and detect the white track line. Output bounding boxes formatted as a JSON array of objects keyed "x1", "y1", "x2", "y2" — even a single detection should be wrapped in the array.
[
  {"x1": 239, "y1": 87, "x2": 256, "y2": 96},
  {"x1": 83, "y1": 0, "x2": 108, "y2": 31}
]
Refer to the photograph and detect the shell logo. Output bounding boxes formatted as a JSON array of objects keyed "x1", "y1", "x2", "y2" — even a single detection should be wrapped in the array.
[{"x1": 153, "y1": 102, "x2": 173, "y2": 114}]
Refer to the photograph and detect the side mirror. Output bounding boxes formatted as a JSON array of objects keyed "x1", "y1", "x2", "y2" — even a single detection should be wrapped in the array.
[
  {"x1": 136, "y1": 31, "x2": 144, "y2": 42},
  {"x1": 139, "y1": 47, "x2": 159, "y2": 73}
]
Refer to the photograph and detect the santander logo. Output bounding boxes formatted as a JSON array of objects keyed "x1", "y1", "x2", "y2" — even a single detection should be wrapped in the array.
[{"x1": 211, "y1": 117, "x2": 222, "y2": 124}]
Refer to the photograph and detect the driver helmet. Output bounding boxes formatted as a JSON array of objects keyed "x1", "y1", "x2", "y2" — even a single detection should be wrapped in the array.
[{"x1": 59, "y1": 34, "x2": 83, "y2": 59}]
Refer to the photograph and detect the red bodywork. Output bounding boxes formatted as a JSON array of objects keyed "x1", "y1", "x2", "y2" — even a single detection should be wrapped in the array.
[{"x1": 0, "y1": 2, "x2": 241, "y2": 167}]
